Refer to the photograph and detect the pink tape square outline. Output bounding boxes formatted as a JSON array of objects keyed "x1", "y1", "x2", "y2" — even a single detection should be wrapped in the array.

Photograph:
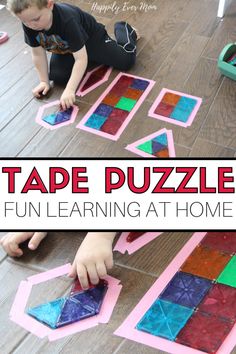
[
  {"x1": 10, "y1": 263, "x2": 122, "y2": 341},
  {"x1": 125, "y1": 128, "x2": 176, "y2": 158},
  {"x1": 148, "y1": 88, "x2": 202, "y2": 128},
  {"x1": 114, "y1": 232, "x2": 236, "y2": 354},
  {"x1": 76, "y1": 65, "x2": 113, "y2": 97},
  {"x1": 77, "y1": 72, "x2": 155, "y2": 141},
  {"x1": 35, "y1": 100, "x2": 79, "y2": 130},
  {"x1": 114, "y1": 232, "x2": 163, "y2": 254}
]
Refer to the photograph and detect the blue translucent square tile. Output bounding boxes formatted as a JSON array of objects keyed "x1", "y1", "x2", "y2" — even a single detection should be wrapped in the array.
[
  {"x1": 43, "y1": 107, "x2": 73, "y2": 126},
  {"x1": 56, "y1": 297, "x2": 95, "y2": 327},
  {"x1": 152, "y1": 133, "x2": 168, "y2": 146},
  {"x1": 94, "y1": 104, "x2": 113, "y2": 117},
  {"x1": 160, "y1": 272, "x2": 212, "y2": 308},
  {"x1": 27, "y1": 297, "x2": 66, "y2": 329},
  {"x1": 85, "y1": 114, "x2": 107, "y2": 130},
  {"x1": 131, "y1": 79, "x2": 149, "y2": 90},
  {"x1": 176, "y1": 96, "x2": 197, "y2": 113},
  {"x1": 170, "y1": 107, "x2": 190, "y2": 122},
  {"x1": 136, "y1": 299, "x2": 193, "y2": 340}
]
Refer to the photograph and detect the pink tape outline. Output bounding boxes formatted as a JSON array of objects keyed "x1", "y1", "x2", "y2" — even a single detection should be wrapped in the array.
[
  {"x1": 125, "y1": 128, "x2": 176, "y2": 158},
  {"x1": 10, "y1": 263, "x2": 122, "y2": 341},
  {"x1": 148, "y1": 88, "x2": 202, "y2": 128},
  {"x1": 77, "y1": 72, "x2": 155, "y2": 141},
  {"x1": 35, "y1": 100, "x2": 79, "y2": 130},
  {"x1": 76, "y1": 65, "x2": 113, "y2": 97},
  {"x1": 114, "y1": 232, "x2": 236, "y2": 354},
  {"x1": 114, "y1": 232, "x2": 163, "y2": 255},
  {"x1": 0, "y1": 31, "x2": 8, "y2": 44}
]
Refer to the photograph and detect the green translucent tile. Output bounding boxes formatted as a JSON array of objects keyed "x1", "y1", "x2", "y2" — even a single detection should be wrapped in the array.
[
  {"x1": 115, "y1": 97, "x2": 137, "y2": 112},
  {"x1": 137, "y1": 140, "x2": 152, "y2": 154},
  {"x1": 217, "y1": 255, "x2": 236, "y2": 287}
]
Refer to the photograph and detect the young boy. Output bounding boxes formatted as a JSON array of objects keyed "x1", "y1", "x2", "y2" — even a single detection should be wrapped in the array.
[
  {"x1": 0, "y1": 232, "x2": 116, "y2": 289},
  {"x1": 7, "y1": 0, "x2": 138, "y2": 109}
]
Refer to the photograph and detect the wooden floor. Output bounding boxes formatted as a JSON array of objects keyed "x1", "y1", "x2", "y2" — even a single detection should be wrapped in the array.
[{"x1": 1, "y1": 0, "x2": 236, "y2": 353}]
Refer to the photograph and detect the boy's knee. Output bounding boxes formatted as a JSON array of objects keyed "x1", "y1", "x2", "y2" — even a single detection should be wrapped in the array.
[{"x1": 114, "y1": 54, "x2": 136, "y2": 71}]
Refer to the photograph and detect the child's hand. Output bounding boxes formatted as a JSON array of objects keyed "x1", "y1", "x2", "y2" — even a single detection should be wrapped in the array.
[
  {"x1": 60, "y1": 89, "x2": 75, "y2": 110},
  {"x1": 0, "y1": 232, "x2": 47, "y2": 257},
  {"x1": 32, "y1": 81, "x2": 50, "y2": 98},
  {"x1": 68, "y1": 233, "x2": 115, "y2": 289}
]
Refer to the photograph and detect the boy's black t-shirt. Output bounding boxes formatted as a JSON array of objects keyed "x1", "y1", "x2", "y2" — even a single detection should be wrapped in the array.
[{"x1": 23, "y1": 3, "x2": 106, "y2": 54}]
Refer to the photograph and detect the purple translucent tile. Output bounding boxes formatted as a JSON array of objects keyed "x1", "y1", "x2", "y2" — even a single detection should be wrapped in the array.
[
  {"x1": 94, "y1": 104, "x2": 113, "y2": 117},
  {"x1": 160, "y1": 272, "x2": 212, "y2": 308},
  {"x1": 131, "y1": 79, "x2": 149, "y2": 90},
  {"x1": 56, "y1": 297, "x2": 95, "y2": 327}
]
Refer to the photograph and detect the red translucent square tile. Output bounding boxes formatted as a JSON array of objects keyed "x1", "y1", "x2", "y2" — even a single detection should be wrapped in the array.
[
  {"x1": 198, "y1": 283, "x2": 236, "y2": 321},
  {"x1": 154, "y1": 102, "x2": 175, "y2": 117},
  {"x1": 176, "y1": 311, "x2": 234, "y2": 353},
  {"x1": 126, "y1": 232, "x2": 146, "y2": 242},
  {"x1": 162, "y1": 92, "x2": 181, "y2": 106},
  {"x1": 102, "y1": 94, "x2": 120, "y2": 106},
  {"x1": 201, "y1": 232, "x2": 236, "y2": 254},
  {"x1": 181, "y1": 245, "x2": 231, "y2": 280},
  {"x1": 123, "y1": 87, "x2": 143, "y2": 100},
  {"x1": 100, "y1": 118, "x2": 123, "y2": 135},
  {"x1": 109, "y1": 76, "x2": 134, "y2": 96},
  {"x1": 108, "y1": 108, "x2": 129, "y2": 122}
]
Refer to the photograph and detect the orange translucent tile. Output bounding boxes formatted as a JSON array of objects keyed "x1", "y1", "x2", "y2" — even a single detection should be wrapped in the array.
[
  {"x1": 162, "y1": 92, "x2": 181, "y2": 106},
  {"x1": 181, "y1": 245, "x2": 232, "y2": 280},
  {"x1": 123, "y1": 88, "x2": 143, "y2": 100},
  {"x1": 102, "y1": 94, "x2": 120, "y2": 106}
]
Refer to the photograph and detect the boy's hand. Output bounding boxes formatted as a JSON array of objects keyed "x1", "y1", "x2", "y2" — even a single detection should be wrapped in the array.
[
  {"x1": 0, "y1": 232, "x2": 47, "y2": 257},
  {"x1": 33, "y1": 81, "x2": 50, "y2": 98},
  {"x1": 68, "y1": 233, "x2": 115, "y2": 289},
  {"x1": 60, "y1": 88, "x2": 75, "y2": 110}
]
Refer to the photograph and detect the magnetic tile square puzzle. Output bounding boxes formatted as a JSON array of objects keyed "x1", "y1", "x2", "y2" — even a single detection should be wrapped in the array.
[
  {"x1": 76, "y1": 65, "x2": 112, "y2": 97},
  {"x1": 126, "y1": 128, "x2": 176, "y2": 158},
  {"x1": 148, "y1": 88, "x2": 202, "y2": 127},
  {"x1": 132, "y1": 232, "x2": 236, "y2": 353},
  {"x1": 77, "y1": 73, "x2": 155, "y2": 140},
  {"x1": 27, "y1": 279, "x2": 108, "y2": 329}
]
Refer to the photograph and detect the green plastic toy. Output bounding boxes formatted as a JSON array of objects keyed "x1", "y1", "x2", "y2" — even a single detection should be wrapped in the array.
[{"x1": 218, "y1": 43, "x2": 236, "y2": 80}]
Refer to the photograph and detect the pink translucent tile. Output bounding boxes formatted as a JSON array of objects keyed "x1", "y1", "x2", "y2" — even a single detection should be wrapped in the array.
[
  {"x1": 148, "y1": 88, "x2": 202, "y2": 128},
  {"x1": 35, "y1": 100, "x2": 79, "y2": 130}
]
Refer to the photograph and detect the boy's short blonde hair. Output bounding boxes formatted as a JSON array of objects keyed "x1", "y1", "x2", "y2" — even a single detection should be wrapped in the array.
[{"x1": 7, "y1": 0, "x2": 48, "y2": 14}]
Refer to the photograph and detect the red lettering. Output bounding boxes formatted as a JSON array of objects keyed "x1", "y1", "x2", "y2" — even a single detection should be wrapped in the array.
[
  {"x1": 127, "y1": 167, "x2": 150, "y2": 193},
  {"x1": 105, "y1": 167, "x2": 125, "y2": 193},
  {"x1": 49, "y1": 168, "x2": 70, "y2": 193},
  {"x1": 218, "y1": 167, "x2": 235, "y2": 193},
  {"x1": 152, "y1": 167, "x2": 175, "y2": 193},
  {"x1": 21, "y1": 167, "x2": 47, "y2": 193},
  {"x1": 72, "y1": 167, "x2": 89, "y2": 193},
  {"x1": 176, "y1": 167, "x2": 198, "y2": 193},
  {"x1": 2, "y1": 167, "x2": 21, "y2": 193}
]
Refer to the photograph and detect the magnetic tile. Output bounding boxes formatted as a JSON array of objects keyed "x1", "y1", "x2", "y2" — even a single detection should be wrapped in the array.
[
  {"x1": 84, "y1": 114, "x2": 107, "y2": 130},
  {"x1": 170, "y1": 106, "x2": 190, "y2": 123},
  {"x1": 201, "y1": 232, "x2": 236, "y2": 254},
  {"x1": 42, "y1": 107, "x2": 73, "y2": 126},
  {"x1": 94, "y1": 103, "x2": 113, "y2": 117},
  {"x1": 162, "y1": 92, "x2": 181, "y2": 106},
  {"x1": 42, "y1": 113, "x2": 57, "y2": 125},
  {"x1": 131, "y1": 78, "x2": 150, "y2": 90},
  {"x1": 136, "y1": 299, "x2": 193, "y2": 341},
  {"x1": 110, "y1": 76, "x2": 134, "y2": 96},
  {"x1": 153, "y1": 133, "x2": 168, "y2": 146},
  {"x1": 102, "y1": 94, "x2": 120, "y2": 106},
  {"x1": 80, "y1": 66, "x2": 110, "y2": 92},
  {"x1": 156, "y1": 148, "x2": 169, "y2": 158},
  {"x1": 126, "y1": 232, "x2": 146, "y2": 242},
  {"x1": 115, "y1": 97, "x2": 137, "y2": 112},
  {"x1": 198, "y1": 283, "x2": 236, "y2": 321},
  {"x1": 100, "y1": 118, "x2": 123, "y2": 135},
  {"x1": 108, "y1": 107, "x2": 129, "y2": 121},
  {"x1": 176, "y1": 311, "x2": 234, "y2": 353},
  {"x1": 160, "y1": 272, "x2": 212, "y2": 309},
  {"x1": 154, "y1": 102, "x2": 175, "y2": 117},
  {"x1": 27, "y1": 298, "x2": 65, "y2": 329},
  {"x1": 217, "y1": 255, "x2": 236, "y2": 287},
  {"x1": 70, "y1": 278, "x2": 94, "y2": 295},
  {"x1": 137, "y1": 140, "x2": 153, "y2": 154},
  {"x1": 175, "y1": 96, "x2": 197, "y2": 113},
  {"x1": 123, "y1": 87, "x2": 143, "y2": 100},
  {"x1": 56, "y1": 297, "x2": 95, "y2": 327},
  {"x1": 152, "y1": 140, "x2": 166, "y2": 154},
  {"x1": 181, "y1": 245, "x2": 232, "y2": 280}
]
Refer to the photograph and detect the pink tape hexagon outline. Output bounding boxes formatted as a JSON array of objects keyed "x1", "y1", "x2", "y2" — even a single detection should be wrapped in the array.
[
  {"x1": 35, "y1": 100, "x2": 79, "y2": 130},
  {"x1": 10, "y1": 263, "x2": 122, "y2": 341}
]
